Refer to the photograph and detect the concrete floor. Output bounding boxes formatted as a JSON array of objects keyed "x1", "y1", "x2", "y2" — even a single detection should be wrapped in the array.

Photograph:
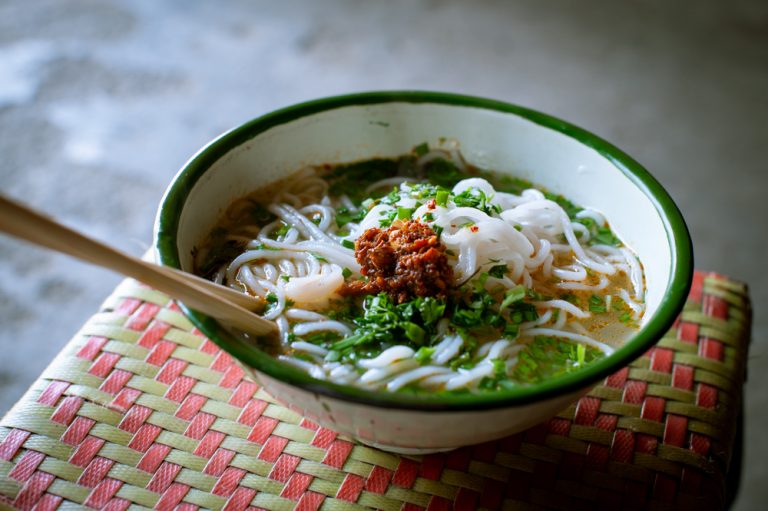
[{"x1": 0, "y1": 0, "x2": 765, "y2": 507}]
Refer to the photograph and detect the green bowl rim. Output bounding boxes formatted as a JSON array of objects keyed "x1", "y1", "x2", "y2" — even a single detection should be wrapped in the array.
[{"x1": 155, "y1": 90, "x2": 693, "y2": 411}]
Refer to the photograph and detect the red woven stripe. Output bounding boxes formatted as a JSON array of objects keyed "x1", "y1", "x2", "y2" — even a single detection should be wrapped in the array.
[
  {"x1": 222, "y1": 487, "x2": 255, "y2": 511},
  {"x1": 165, "y1": 376, "x2": 196, "y2": 402},
  {"x1": 595, "y1": 413, "x2": 619, "y2": 431},
  {"x1": 268, "y1": 454, "x2": 301, "y2": 482},
  {"x1": 104, "y1": 497, "x2": 131, "y2": 511},
  {"x1": 69, "y1": 437, "x2": 105, "y2": 468},
  {"x1": 219, "y1": 365, "x2": 244, "y2": 388},
  {"x1": 37, "y1": 381, "x2": 70, "y2": 406},
  {"x1": 419, "y1": 453, "x2": 445, "y2": 480},
  {"x1": 110, "y1": 388, "x2": 141, "y2": 412},
  {"x1": 99, "y1": 369, "x2": 132, "y2": 394},
  {"x1": 61, "y1": 417, "x2": 95, "y2": 445},
  {"x1": 310, "y1": 428, "x2": 336, "y2": 448},
  {"x1": 184, "y1": 412, "x2": 216, "y2": 439},
  {"x1": 280, "y1": 472, "x2": 313, "y2": 499},
  {"x1": 125, "y1": 303, "x2": 161, "y2": 331},
  {"x1": 402, "y1": 504, "x2": 425, "y2": 511},
  {"x1": 176, "y1": 394, "x2": 207, "y2": 420},
  {"x1": 641, "y1": 397, "x2": 665, "y2": 422},
  {"x1": 199, "y1": 338, "x2": 219, "y2": 354},
  {"x1": 147, "y1": 462, "x2": 181, "y2": 493},
  {"x1": 194, "y1": 431, "x2": 226, "y2": 458},
  {"x1": 426, "y1": 496, "x2": 451, "y2": 511},
  {"x1": 204, "y1": 449, "x2": 236, "y2": 476},
  {"x1": 703, "y1": 295, "x2": 728, "y2": 319},
  {"x1": 154, "y1": 483, "x2": 189, "y2": 511},
  {"x1": 690, "y1": 433, "x2": 711, "y2": 456},
  {"x1": 78, "y1": 458, "x2": 114, "y2": 488},
  {"x1": 137, "y1": 321, "x2": 170, "y2": 349},
  {"x1": 697, "y1": 383, "x2": 718, "y2": 408},
  {"x1": 672, "y1": 365, "x2": 694, "y2": 390},
  {"x1": 574, "y1": 396, "x2": 600, "y2": 426},
  {"x1": 9, "y1": 451, "x2": 45, "y2": 482},
  {"x1": 322, "y1": 440, "x2": 353, "y2": 469},
  {"x1": 622, "y1": 380, "x2": 647, "y2": 404},
  {"x1": 650, "y1": 348, "x2": 673, "y2": 373},
  {"x1": 237, "y1": 399, "x2": 268, "y2": 426},
  {"x1": 115, "y1": 297, "x2": 141, "y2": 315},
  {"x1": 663, "y1": 415, "x2": 688, "y2": 447},
  {"x1": 212, "y1": 468, "x2": 246, "y2": 497},
  {"x1": 300, "y1": 419, "x2": 319, "y2": 431},
  {"x1": 700, "y1": 338, "x2": 724, "y2": 361},
  {"x1": 0, "y1": 429, "x2": 30, "y2": 461},
  {"x1": 248, "y1": 417, "x2": 278, "y2": 445},
  {"x1": 258, "y1": 436, "x2": 288, "y2": 462},
  {"x1": 89, "y1": 353, "x2": 120, "y2": 378},
  {"x1": 445, "y1": 446, "x2": 472, "y2": 471},
  {"x1": 77, "y1": 336, "x2": 107, "y2": 360},
  {"x1": 211, "y1": 352, "x2": 234, "y2": 371},
  {"x1": 129, "y1": 424, "x2": 162, "y2": 452},
  {"x1": 50, "y1": 396, "x2": 83, "y2": 426},
  {"x1": 118, "y1": 405, "x2": 152, "y2": 433},
  {"x1": 295, "y1": 492, "x2": 324, "y2": 511},
  {"x1": 13, "y1": 471, "x2": 54, "y2": 511},
  {"x1": 392, "y1": 458, "x2": 419, "y2": 488},
  {"x1": 636, "y1": 433, "x2": 658, "y2": 454},
  {"x1": 84, "y1": 478, "x2": 122, "y2": 508},
  {"x1": 156, "y1": 359, "x2": 189, "y2": 385},
  {"x1": 229, "y1": 381, "x2": 259, "y2": 407},
  {"x1": 146, "y1": 340, "x2": 176, "y2": 366},
  {"x1": 610, "y1": 430, "x2": 635, "y2": 463},
  {"x1": 677, "y1": 322, "x2": 699, "y2": 343},
  {"x1": 34, "y1": 494, "x2": 62, "y2": 511},
  {"x1": 336, "y1": 474, "x2": 365, "y2": 501},
  {"x1": 547, "y1": 418, "x2": 571, "y2": 436},
  {"x1": 137, "y1": 443, "x2": 171, "y2": 472},
  {"x1": 454, "y1": 487, "x2": 479, "y2": 510},
  {"x1": 174, "y1": 503, "x2": 198, "y2": 511},
  {"x1": 365, "y1": 465, "x2": 393, "y2": 493},
  {"x1": 605, "y1": 367, "x2": 629, "y2": 388},
  {"x1": 688, "y1": 272, "x2": 704, "y2": 301}
]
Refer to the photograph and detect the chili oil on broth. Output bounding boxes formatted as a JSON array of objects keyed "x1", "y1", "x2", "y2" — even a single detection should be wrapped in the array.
[{"x1": 194, "y1": 143, "x2": 646, "y2": 394}]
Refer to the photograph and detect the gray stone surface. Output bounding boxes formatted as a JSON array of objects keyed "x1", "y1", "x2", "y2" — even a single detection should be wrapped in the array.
[{"x1": 0, "y1": 0, "x2": 765, "y2": 507}]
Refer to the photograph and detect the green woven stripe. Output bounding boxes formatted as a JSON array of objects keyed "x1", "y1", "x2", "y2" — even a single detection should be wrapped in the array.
[
  {"x1": 182, "y1": 488, "x2": 226, "y2": 510},
  {"x1": 154, "y1": 309, "x2": 195, "y2": 331},
  {"x1": 163, "y1": 329, "x2": 207, "y2": 350},
  {"x1": 615, "y1": 417, "x2": 664, "y2": 437},
  {"x1": 111, "y1": 281, "x2": 171, "y2": 307}
]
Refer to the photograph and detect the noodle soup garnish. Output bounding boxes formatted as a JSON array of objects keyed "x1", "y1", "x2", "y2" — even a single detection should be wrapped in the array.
[{"x1": 195, "y1": 142, "x2": 646, "y2": 393}]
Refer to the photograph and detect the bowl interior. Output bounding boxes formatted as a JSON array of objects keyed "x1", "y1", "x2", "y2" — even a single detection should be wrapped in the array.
[{"x1": 156, "y1": 92, "x2": 692, "y2": 409}]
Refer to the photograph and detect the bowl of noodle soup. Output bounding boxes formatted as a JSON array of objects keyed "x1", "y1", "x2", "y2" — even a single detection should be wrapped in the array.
[{"x1": 155, "y1": 91, "x2": 692, "y2": 452}]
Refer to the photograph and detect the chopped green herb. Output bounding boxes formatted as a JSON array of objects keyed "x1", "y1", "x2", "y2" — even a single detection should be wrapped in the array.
[
  {"x1": 397, "y1": 207, "x2": 415, "y2": 220},
  {"x1": 341, "y1": 239, "x2": 355, "y2": 250},
  {"x1": 342, "y1": 268, "x2": 352, "y2": 279},
  {"x1": 435, "y1": 190, "x2": 449, "y2": 207},
  {"x1": 588, "y1": 294, "x2": 607, "y2": 313},
  {"x1": 265, "y1": 293, "x2": 278, "y2": 303}
]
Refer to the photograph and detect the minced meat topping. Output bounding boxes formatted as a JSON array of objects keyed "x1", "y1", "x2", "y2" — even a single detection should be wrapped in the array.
[{"x1": 340, "y1": 220, "x2": 453, "y2": 303}]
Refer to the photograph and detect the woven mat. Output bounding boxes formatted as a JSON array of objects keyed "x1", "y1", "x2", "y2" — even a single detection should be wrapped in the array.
[{"x1": 0, "y1": 271, "x2": 751, "y2": 511}]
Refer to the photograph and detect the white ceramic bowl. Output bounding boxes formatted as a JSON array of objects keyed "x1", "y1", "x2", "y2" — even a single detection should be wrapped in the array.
[{"x1": 155, "y1": 91, "x2": 692, "y2": 453}]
